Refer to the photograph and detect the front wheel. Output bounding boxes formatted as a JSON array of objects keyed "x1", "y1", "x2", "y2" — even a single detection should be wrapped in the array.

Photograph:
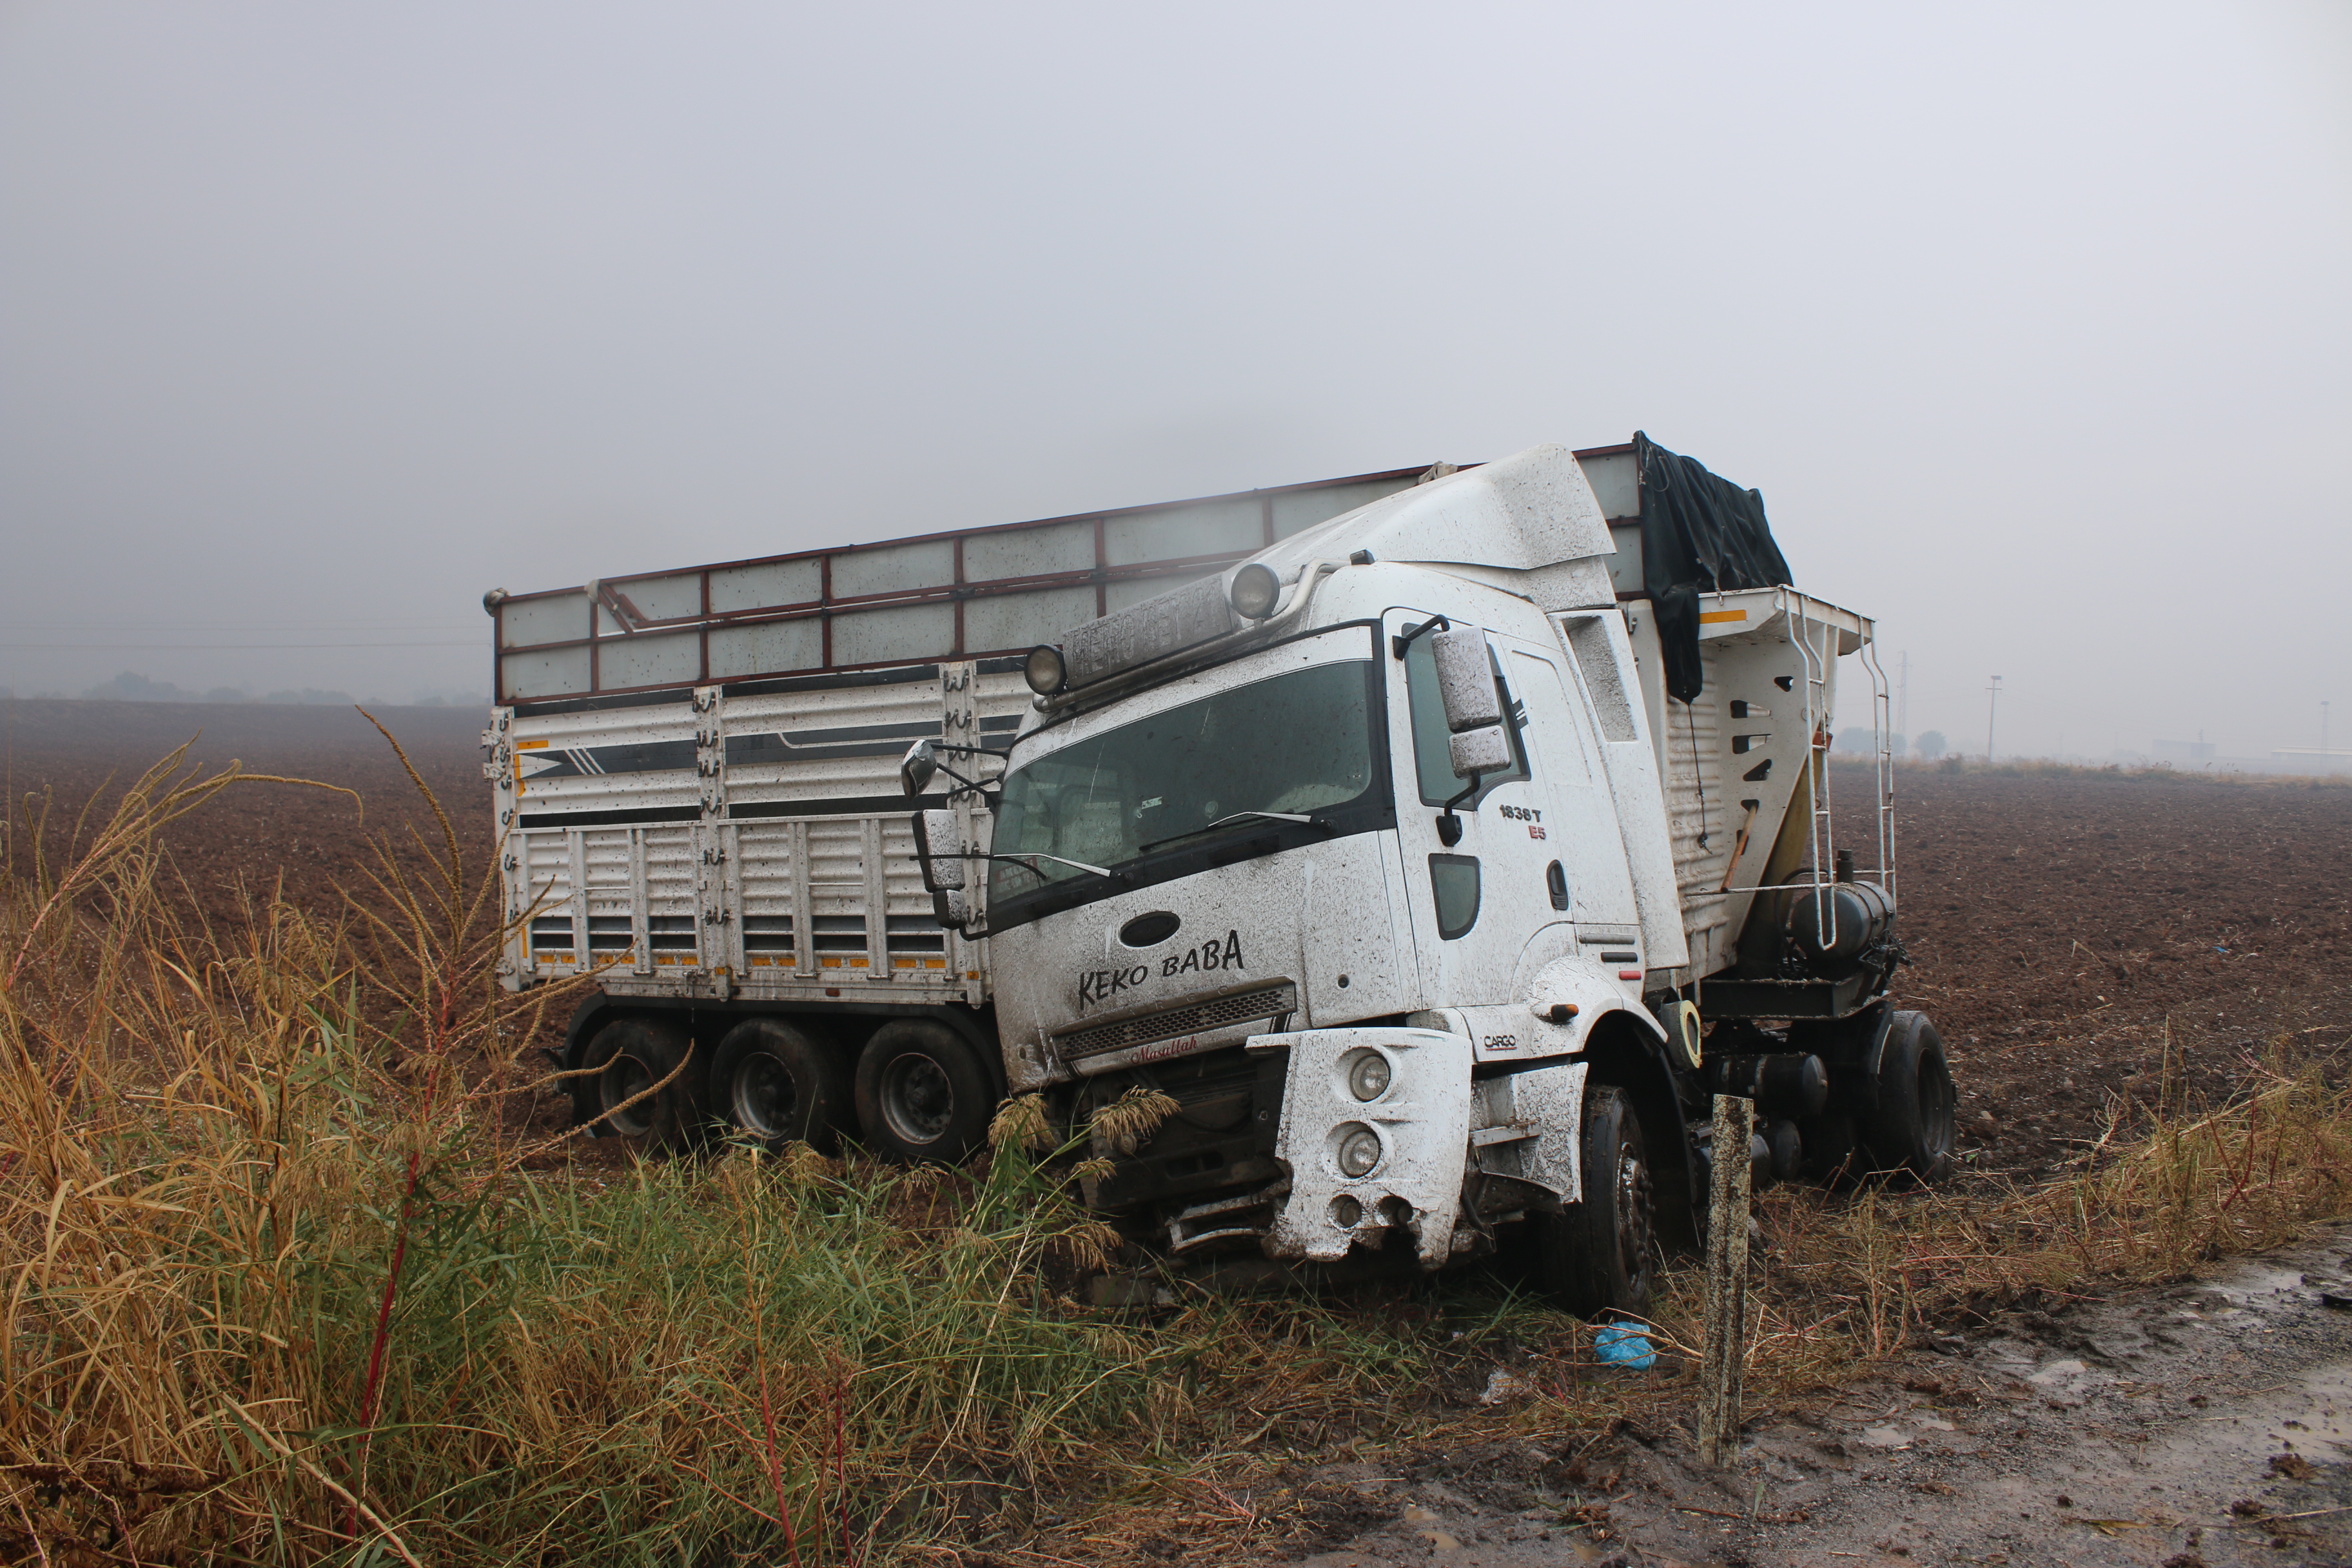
[
  {"x1": 852, "y1": 1020, "x2": 992, "y2": 1164},
  {"x1": 1534, "y1": 1083, "x2": 1658, "y2": 1321}
]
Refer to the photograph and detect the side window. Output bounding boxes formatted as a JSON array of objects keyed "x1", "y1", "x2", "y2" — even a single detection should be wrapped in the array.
[
  {"x1": 1508, "y1": 649, "x2": 1590, "y2": 787},
  {"x1": 1402, "y1": 629, "x2": 1529, "y2": 805},
  {"x1": 1428, "y1": 854, "x2": 1482, "y2": 939}
]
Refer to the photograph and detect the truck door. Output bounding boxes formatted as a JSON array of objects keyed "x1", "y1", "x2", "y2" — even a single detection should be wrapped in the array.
[
  {"x1": 1496, "y1": 642, "x2": 1644, "y2": 965},
  {"x1": 1389, "y1": 611, "x2": 1574, "y2": 1007}
]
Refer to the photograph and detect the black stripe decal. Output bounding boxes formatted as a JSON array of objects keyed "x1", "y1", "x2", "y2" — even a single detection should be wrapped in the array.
[
  {"x1": 517, "y1": 805, "x2": 701, "y2": 827},
  {"x1": 729, "y1": 795, "x2": 927, "y2": 820}
]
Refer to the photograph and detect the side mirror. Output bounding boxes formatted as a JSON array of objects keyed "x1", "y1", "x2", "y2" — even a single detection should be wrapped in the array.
[
  {"x1": 912, "y1": 808, "x2": 965, "y2": 893},
  {"x1": 933, "y1": 886, "x2": 971, "y2": 932},
  {"x1": 1447, "y1": 724, "x2": 1512, "y2": 779},
  {"x1": 899, "y1": 738, "x2": 938, "y2": 798},
  {"x1": 1429, "y1": 627, "x2": 1500, "y2": 732}
]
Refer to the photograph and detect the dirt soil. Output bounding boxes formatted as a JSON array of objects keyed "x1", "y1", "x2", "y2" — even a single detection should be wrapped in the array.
[
  {"x1": 1, "y1": 698, "x2": 492, "y2": 930},
  {"x1": 1285, "y1": 1227, "x2": 2352, "y2": 1566},
  {"x1": 1844, "y1": 762, "x2": 2352, "y2": 1186}
]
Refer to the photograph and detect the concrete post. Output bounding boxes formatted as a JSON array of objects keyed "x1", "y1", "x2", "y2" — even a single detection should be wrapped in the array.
[{"x1": 1697, "y1": 1092, "x2": 1754, "y2": 1467}]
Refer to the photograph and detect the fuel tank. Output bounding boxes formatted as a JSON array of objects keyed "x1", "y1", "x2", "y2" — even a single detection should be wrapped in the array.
[{"x1": 1785, "y1": 879, "x2": 1896, "y2": 972}]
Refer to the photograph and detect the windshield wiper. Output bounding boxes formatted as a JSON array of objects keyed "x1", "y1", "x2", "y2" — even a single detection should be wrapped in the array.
[
  {"x1": 989, "y1": 851, "x2": 1117, "y2": 880},
  {"x1": 1138, "y1": 810, "x2": 1328, "y2": 856}
]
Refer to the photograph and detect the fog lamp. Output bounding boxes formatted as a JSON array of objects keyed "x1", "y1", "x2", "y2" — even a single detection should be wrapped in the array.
[
  {"x1": 1329, "y1": 1194, "x2": 1362, "y2": 1228},
  {"x1": 1228, "y1": 562, "x2": 1281, "y2": 620},
  {"x1": 1344, "y1": 1048, "x2": 1391, "y2": 1102},
  {"x1": 1023, "y1": 644, "x2": 1066, "y2": 696},
  {"x1": 1335, "y1": 1124, "x2": 1382, "y2": 1179}
]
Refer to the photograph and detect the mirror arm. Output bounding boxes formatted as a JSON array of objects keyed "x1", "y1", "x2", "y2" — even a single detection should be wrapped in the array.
[
  {"x1": 919, "y1": 760, "x2": 988, "y2": 796},
  {"x1": 1436, "y1": 771, "x2": 1482, "y2": 848},
  {"x1": 1391, "y1": 614, "x2": 1451, "y2": 661}
]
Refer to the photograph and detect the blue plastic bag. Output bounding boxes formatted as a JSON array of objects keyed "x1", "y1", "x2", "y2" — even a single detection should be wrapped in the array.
[{"x1": 1593, "y1": 1324, "x2": 1658, "y2": 1370}]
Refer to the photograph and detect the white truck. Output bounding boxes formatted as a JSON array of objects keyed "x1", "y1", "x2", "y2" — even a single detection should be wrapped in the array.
[{"x1": 485, "y1": 436, "x2": 1955, "y2": 1315}]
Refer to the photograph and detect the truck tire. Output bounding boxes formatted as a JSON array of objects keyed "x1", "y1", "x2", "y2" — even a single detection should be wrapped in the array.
[
  {"x1": 1862, "y1": 1010, "x2": 1956, "y2": 1186},
  {"x1": 1798, "y1": 1111, "x2": 1863, "y2": 1184},
  {"x1": 582, "y1": 1017, "x2": 705, "y2": 1153},
  {"x1": 710, "y1": 1018, "x2": 848, "y2": 1153},
  {"x1": 1536, "y1": 1083, "x2": 1658, "y2": 1322},
  {"x1": 853, "y1": 1020, "x2": 992, "y2": 1165}
]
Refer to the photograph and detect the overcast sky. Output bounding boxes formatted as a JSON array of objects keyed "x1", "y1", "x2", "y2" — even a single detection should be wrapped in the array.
[{"x1": 3, "y1": 2, "x2": 2346, "y2": 757}]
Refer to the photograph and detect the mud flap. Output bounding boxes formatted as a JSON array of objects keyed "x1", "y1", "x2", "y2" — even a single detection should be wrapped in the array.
[{"x1": 1469, "y1": 1061, "x2": 1587, "y2": 1205}]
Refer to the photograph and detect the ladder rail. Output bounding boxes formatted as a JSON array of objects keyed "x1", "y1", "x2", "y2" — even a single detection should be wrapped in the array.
[
  {"x1": 1785, "y1": 589, "x2": 1836, "y2": 952},
  {"x1": 1858, "y1": 629, "x2": 1897, "y2": 902}
]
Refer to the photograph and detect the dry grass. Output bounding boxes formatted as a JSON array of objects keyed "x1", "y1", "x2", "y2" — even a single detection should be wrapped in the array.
[
  {"x1": 1449, "y1": 1036, "x2": 2352, "y2": 1453},
  {"x1": 5, "y1": 734, "x2": 2349, "y2": 1565},
  {"x1": 0, "y1": 734, "x2": 1438, "y2": 1565}
]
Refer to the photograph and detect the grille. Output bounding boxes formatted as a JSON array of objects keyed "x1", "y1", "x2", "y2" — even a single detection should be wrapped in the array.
[{"x1": 1054, "y1": 983, "x2": 1295, "y2": 1063}]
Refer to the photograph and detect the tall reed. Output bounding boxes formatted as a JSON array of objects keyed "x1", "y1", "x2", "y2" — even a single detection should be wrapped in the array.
[{"x1": 0, "y1": 735, "x2": 1320, "y2": 1563}]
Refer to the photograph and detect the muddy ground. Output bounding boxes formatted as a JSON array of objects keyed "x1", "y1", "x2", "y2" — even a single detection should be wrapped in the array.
[
  {"x1": 8, "y1": 700, "x2": 2352, "y2": 1565},
  {"x1": 1284, "y1": 1229, "x2": 2352, "y2": 1567}
]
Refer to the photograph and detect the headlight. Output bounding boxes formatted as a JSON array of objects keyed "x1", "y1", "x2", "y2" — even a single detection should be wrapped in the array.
[
  {"x1": 1344, "y1": 1048, "x2": 1391, "y2": 1102},
  {"x1": 1335, "y1": 1124, "x2": 1382, "y2": 1179},
  {"x1": 1023, "y1": 644, "x2": 1066, "y2": 696},
  {"x1": 1228, "y1": 562, "x2": 1281, "y2": 620}
]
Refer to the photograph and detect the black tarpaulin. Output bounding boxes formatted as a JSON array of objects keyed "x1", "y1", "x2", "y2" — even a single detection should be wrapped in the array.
[{"x1": 1634, "y1": 431, "x2": 1793, "y2": 704}]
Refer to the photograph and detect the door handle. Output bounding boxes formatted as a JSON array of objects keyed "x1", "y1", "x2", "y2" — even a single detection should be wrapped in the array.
[{"x1": 1545, "y1": 859, "x2": 1569, "y2": 911}]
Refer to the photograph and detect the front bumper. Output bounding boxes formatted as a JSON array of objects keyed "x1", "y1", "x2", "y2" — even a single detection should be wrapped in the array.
[{"x1": 1248, "y1": 1026, "x2": 1472, "y2": 1269}]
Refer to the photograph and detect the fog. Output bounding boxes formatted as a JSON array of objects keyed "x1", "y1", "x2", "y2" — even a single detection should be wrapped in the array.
[{"x1": 3, "y1": 2, "x2": 2346, "y2": 760}]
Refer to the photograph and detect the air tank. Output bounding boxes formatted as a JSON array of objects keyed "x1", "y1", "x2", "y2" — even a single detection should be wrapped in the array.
[{"x1": 1785, "y1": 879, "x2": 1896, "y2": 972}]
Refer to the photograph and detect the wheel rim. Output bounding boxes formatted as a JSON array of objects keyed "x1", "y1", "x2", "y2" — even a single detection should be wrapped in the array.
[
  {"x1": 732, "y1": 1053, "x2": 797, "y2": 1139},
  {"x1": 1615, "y1": 1150, "x2": 1657, "y2": 1294},
  {"x1": 1919, "y1": 1052, "x2": 1956, "y2": 1164},
  {"x1": 601, "y1": 1052, "x2": 656, "y2": 1137},
  {"x1": 878, "y1": 1052, "x2": 955, "y2": 1146}
]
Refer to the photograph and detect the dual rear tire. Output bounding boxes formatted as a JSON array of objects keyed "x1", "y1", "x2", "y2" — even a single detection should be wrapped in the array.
[
  {"x1": 1799, "y1": 1010, "x2": 1957, "y2": 1186},
  {"x1": 578, "y1": 1013, "x2": 992, "y2": 1164}
]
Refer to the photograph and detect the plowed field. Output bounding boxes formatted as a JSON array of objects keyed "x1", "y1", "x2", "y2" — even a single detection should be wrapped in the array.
[{"x1": 8, "y1": 699, "x2": 2349, "y2": 1177}]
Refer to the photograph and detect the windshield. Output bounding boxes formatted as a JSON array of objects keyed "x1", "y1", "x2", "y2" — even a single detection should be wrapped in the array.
[{"x1": 989, "y1": 656, "x2": 1378, "y2": 909}]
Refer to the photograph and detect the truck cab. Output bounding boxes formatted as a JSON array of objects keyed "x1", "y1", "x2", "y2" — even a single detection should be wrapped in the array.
[{"x1": 910, "y1": 442, "x2": 1952, "y2": 1313}]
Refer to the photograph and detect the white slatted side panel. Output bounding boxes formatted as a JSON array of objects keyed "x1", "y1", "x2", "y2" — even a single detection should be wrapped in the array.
[
  {"x1": 518, "y1": 828, "x2": 578, "y2": 968},
  {"x1": 804, "y1": 818, "x2": 874, "y2": 975},
  {"x1": 642, "y1": 826, "x2": 700, "y2": 970},
  {"x1": 720, "y1": 676, "x2": 944, "y2": 814},
  {"x1": 736, "y1": 822, "x2": 801, "y2": 975},
  {"x1": 879, "y1": 813, "x2": 949, "y2": 976},
  {"x1": 582, "y1": 830, "x2": 636, "y2": 966}
]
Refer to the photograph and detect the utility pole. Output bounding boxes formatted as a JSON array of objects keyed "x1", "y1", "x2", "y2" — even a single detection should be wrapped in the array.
[
  {"x1": 1986, "y1": 676, "x2": 2001, "y2": 762},
  {"x1": 1897, "y1": 651, "x2": 1910, "y2": 756},
  {"x1": 2326, "y1": 701, "x2": 2332, "y2": 757}
]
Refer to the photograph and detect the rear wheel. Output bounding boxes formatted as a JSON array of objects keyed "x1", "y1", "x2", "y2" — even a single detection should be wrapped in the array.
[
  {"x1": 580, "y1": 1017, "x2": 704, "y2": 1153},
  {"x1": 710, "y1": 1018, "x2": 848, "y2": 1153},
  {"x1": 1798, "y1": 1111, "x2": 1862, "y2": 1184},
  {"x1": 852, "y1": 1020, "x2": 992, "y2": 1164},
  {"x1": 1863, "y1": 1010, "x2": 1957, "y2": 1185},
  {"x1": 1534, "y1": 1083, "x2": 1658, "y2": 1321}
]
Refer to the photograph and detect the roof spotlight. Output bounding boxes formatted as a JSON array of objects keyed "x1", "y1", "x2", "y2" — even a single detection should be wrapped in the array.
[
  {"x1": 1024, "y1": 644, "x2": 1067, "y2": 696},
  {"x1": 1228, "y1": 562, "x2": 1282, "y2": 620}
]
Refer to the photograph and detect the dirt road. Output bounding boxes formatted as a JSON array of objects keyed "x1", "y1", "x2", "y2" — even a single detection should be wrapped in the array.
[{"x1": 1287, "y1": 1228, "x2": 2352, "y2": 1566}]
